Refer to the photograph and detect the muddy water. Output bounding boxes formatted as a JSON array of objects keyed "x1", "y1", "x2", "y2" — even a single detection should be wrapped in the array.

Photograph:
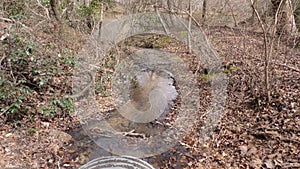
[
  {"x1": 68, "y1": 109, "x2": 170, "y2": 160},
  {"x1": 68, "y1": 125, "x2": 112, "y2": 161},
  {"x1": 68, "y1": 65, "x2": 186, "y2": 165},
  {"x1": 68, "y1": 122, "x2": 190, "y2": 168}
]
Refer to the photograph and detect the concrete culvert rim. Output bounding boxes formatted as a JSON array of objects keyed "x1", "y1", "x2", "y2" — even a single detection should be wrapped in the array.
[{"x1": 79, "y1": 156, "x2": 155, "y2": 169}]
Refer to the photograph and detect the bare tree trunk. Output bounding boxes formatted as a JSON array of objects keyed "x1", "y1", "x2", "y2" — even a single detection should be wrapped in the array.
[
  {"x1": 250, "y1": 0, "x2": 295, "y2": 103},
  {"x1": 250, "y1": 0, "x2": 257, "y2": 23},
  {"x1": 167, "y1": 0, "x2": 174, "y2": 13},
  {"x1": 283, "y1": 0, "x2": 297, "y2": 33},
  {"x1": 272, "y1": 0, "x2": 297, "y2": 34},
  {"x1": 155, "y1": 0, "x2": 169, "y2": 34},
  {"x1": 187, "y1": 0, "x2": 192, "y2": 54},
  {"x1": 83, "y1": 0, "x2": 93, "y2": 31},
  {"x1": 50, "y1": 0, "x2": 61, "y2": 24},
  {"x1": 202, "y1": 0, "x2": 207, "y2": 23},
  {"x1": 98, "y1": 0, "x2": 104, "y2": 38},
  {"x1": 250, "y1": 0, "x2": 273, "y2": 103}
]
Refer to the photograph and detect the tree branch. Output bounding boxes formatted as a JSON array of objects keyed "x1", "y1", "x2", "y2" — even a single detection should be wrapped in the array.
[{"x1": 155, "y1": 3, "x2": 169, "y2": 35}]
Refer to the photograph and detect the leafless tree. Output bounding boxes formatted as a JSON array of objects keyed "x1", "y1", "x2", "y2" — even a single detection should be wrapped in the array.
[
  {"x1": 271, "y1": 0, "x2": 297, "y2": 34},
  {"x1": 249, "y1": 0, "x2": 297, "y2": 103}
]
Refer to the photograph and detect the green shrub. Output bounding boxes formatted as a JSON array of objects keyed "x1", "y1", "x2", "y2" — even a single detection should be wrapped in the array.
[
  {"x1": 0, "y1": 25, "x2": 75, "y2": 122},
  {"x1": 1, "y1": 0, "x2": 27, "y2": 18},
  {"x1": 0, "y1": 79, "x2": 33, "y2": 118},
  {"x1": 38, "y1": 96, "x2": 74, "y2": 117}
]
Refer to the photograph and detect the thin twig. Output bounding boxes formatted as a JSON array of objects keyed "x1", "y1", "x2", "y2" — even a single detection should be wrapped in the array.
[
  {"x1": 9, "y1": 18, "x2": 34, "y2": 33},
  {"x1": 155, "y1": 4, "x2": 170, "y2": 35},
  {"x1": 0, "y1": 53, "x2": 7, "y2": 70},
  {"x1": 122, "y1": 129, "x2": 146, "y2": 139},
  {"x1": 226, "y1": 0, "x2": 237, "y2": 26},
  {"x1": 25, "y1": 1, "x2": 49, "y2": 19},
  {"x1": 0, "y1": 104, "x2": 10, "y2": 117},
  {"x1": 36, "y1": 0, "x2": 50, "y2": 19},
  {"x1": 33, "y1": 20, "x2": 47, "y2": 30},
  {"x1": 0, "y1": 17, "x2": 13, "y2": 22},
  {"x1": 1, "y1": 16, "x2": 33, "y2": 33},
  {"x1": 7, "y1": 59, "x2": 16, "y2": 83},
  {"x1": 160, "y1": 5, "x2": 203, "y2": 30},
  {"x1": 157, "y1": 13, "x2": 169, "y2": 34},
  {"x1": 60, "y1": 8, "x2": 68, "y2": 18}
]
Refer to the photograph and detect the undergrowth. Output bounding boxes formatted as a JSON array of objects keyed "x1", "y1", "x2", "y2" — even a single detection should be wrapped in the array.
[{"x1": 0, "y1": 24, "x2": 76, "y2": 123}]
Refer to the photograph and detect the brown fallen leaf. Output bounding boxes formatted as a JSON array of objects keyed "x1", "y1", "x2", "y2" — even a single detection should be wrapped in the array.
[
  {"x1": 264, "y1": 159, "x2": 275, "y2": 169},
  {"x1": 250, "y1": 158, "x2": 262, "y2": 168},
  {"x1": 246, "y1": 146, "x2": 257, "y2": 156},
  {"x1": 239, "y1": 145, "x2": 248, "y2": 155}
]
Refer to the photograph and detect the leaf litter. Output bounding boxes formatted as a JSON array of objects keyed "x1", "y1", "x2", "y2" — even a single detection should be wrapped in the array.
[{"x1": 0, "y1": 25, "x2": 299, "y2": 168}]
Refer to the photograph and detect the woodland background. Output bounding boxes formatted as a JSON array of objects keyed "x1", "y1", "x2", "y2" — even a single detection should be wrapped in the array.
[{"x1": 0, "y1": 0, "x2": 300, "y2": 168}]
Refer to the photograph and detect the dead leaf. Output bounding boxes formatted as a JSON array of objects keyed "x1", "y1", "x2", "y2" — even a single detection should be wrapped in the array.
[
  {"x1": 250, "y1": 158, "x2": 263, "y2": 168},
  {"x1": 264, "y1": 159, "x2": 275, "y2": 169},
  {"x1": 239, "y1": 145, "x2": 248, "y2": 155},
  {"x1": 48, "y1": 129, "x2": 73, "y2": 143},
  {"x1": 246, "y1": 146, "x2": 257, "y2": 156}
]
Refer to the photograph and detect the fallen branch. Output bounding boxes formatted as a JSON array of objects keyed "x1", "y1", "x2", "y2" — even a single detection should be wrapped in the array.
[
  {"x1": 273, "y1": 62, "x2": 300, "y2": 73},
  {"x1": 282, "y1": 163, "x2": 300, "y2": 168},
  {"x1": 122, "y1": 129, "x2": 146, "y2": 139},
  {"x1": 36, "y1": 0, "x2": 50, "y2": 19},
  {"x1": 0, "y1": 17, "x2": 33, "y2": 34},
  {"x1": 250, "y1": 129, "x2": 300, "y2": 144},
  {"x1": 255, "y1": 57, "x2": 300, "y2": 73}
]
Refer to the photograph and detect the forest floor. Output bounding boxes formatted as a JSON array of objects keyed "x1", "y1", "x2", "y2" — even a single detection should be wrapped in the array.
[{"x1": 1, "y1": 19, "x2": 300, "y2": 169}]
